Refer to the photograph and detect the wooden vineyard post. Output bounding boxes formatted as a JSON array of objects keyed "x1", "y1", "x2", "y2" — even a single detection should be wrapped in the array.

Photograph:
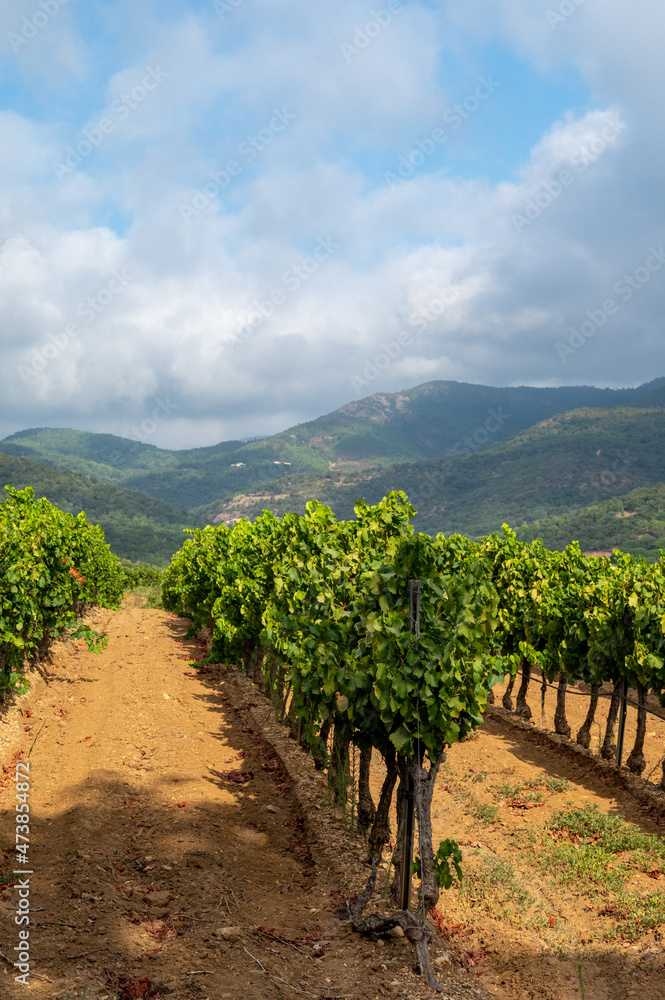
[
  {"x1": 616, "y1": 678, "x2": 629, "y2": 767},
  {"x1": 399, "y1": 580, "x2": 421, "y2": 911}
]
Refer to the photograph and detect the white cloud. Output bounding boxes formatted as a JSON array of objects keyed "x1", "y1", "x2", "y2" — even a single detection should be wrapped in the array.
[{"x1": 0, "y1": 0, "x2": 664, "y2": 447}]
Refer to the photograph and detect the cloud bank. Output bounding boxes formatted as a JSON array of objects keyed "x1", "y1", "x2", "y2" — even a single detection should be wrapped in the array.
[{"x1": 0, "y1": 0, "x2": 662, "y2": 447}]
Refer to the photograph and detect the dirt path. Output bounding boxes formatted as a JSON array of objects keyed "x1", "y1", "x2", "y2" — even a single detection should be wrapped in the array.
[
  {"x1": 3, "y1": 602, "x2": 664, "y2": 1000},
  {"x1": 0, "y1": 603, "x2": 449, "y2": 1000}
]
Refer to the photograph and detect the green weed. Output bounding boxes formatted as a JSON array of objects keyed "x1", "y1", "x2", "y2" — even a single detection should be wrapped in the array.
[
  {"x1": 539, "y1": 776, "x2": 573, "y2": 794},
  {"x1": 577, "y1": 962, "x2": 586, "y2": 1000},
  {"x1": 474, "y1": 803, "x2": 499, "y2": 824},
  {"x1": 537, "y1": 841, "x2": 629, "y2": 896},
  {"x1": 490, "y1": 781, "x2": 544, "y2": 804},
  {"x1": 549, "y1": 804, "x2": 665, "y2": 861},
  {"x1": 490, "y1": 774, "x2": 571, "y2": 801},
  {"x1": 459, "y1": 855, "x2": 533, "y2": 918},
  {"x1": 604, "y1": 891, "x2": 665, "y2": 942},
  {"x1": 464, "y1": 792, "x2": 499, "y2": 824},
  {"x1": 514, "y1": 824, "x2": 538, "y2": 846}
]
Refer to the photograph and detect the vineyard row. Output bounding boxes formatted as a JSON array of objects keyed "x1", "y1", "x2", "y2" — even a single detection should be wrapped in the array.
[{"x1": 161, "y1": 490, "x2": 665, "y2": 986}]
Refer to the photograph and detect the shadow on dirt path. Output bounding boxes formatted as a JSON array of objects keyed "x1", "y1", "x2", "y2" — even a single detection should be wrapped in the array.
[{"x1": 0, "y1": 604, "x2": 451, "y2": 1000}]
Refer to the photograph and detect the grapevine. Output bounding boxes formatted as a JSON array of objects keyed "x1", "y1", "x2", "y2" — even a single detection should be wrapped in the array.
[{"x1": 0, "y1": 486, "x2": 124, "y2": 694}]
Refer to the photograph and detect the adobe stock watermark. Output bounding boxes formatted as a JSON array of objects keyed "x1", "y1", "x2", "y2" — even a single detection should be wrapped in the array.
[
  {"x1": 122, "y1": 397, "x2": 179, "y2": 446},
  {"x1": 450, "y1": 405, "x2": 510, "y2": 456},
  {"x1": 53, "y1": 66, "x2": 169, "y2": 181},
  {"x1": 546, "y1": 0, "x2": 586, "y2": 30},
  {"x1": 385, "y1": 76, "x2": 500, "y2": 188},
  {"x1": 179, "y1": 107, "x2": 296, "y2": 222},
  {"x1": 410, "y1": 406, "x2": 511, "y2": 508},
  {"x1": 17, "y1": 268, "x2": 133, "y2": 384},
  {"x1": 349, "y1": 281, "x2": 462, "y2": 394},
  {"x1": 555, "y1": 245, "x2": 665, "y2": 364},
  {"x1": 581, "y1": 449, "x2": 633, "y2": 506},
  {"x1": 512, "y1": 119, "x2": 627, "y2": 234},
  {"x1": 212, "y1": 0, "x2": 247, "y2": 18},
  {"x1": 340, "y1": 1, "x2": 403, "y2": 62},
  {"x1": 13, "y1": 757, "x2": 31, "y2": 987},
  {"x1": 350, "y1": 332, "x2": 412, "y2": 394},
  {"x1": 8, "y1": 0, "x2": 70, "y2": 54},
  {"x1": 407, "y1": 281, "x2": 463, "y2": 332},
  {"x1": 228, "y1": 236, "x2": 339, "y2": 349}
]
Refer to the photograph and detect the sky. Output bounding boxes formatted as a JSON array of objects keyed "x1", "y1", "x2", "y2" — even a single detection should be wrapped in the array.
[{"x1": 0, "y1": 0, "x2": 663, "y2": 449}]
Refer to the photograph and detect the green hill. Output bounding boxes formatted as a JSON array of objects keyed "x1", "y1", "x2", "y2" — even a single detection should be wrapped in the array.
[
  {"x1": 200, "y1": 407, "x2": 665, "y2": 541},
  {"x1": 3, "y1": 378, "x2": 661, "y2": 511},
  {"x1": 0, "y1": 452, "x2": 200, "y2": 565},
  {"x1": 515, "y1": 484, "x2": 665, "y2": 561}
]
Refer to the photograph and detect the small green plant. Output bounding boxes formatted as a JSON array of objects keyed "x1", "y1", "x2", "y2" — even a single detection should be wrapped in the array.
[
  {"x1": 458, "y1": 855, "x2": 533, "y2": 918},
  {"x1": 577, "y1": 962, "x2": 585, "y2": 1000},
  {"x1": 491, "y1": 781, "x2": 523, "y2": 799},
  {"x1": 464, "y1": 791, "x2": 499, "y2": 824},
  {"x1": 435, "y1": 839, "x2": 463, "y2": 889},
  {"x1": 440, "y1": 763, "x2": 458, "y2": 779},
  {"x1": 538, "y1": 776, "x2": 572, "y2": 794},
  {"x1": 490, "y1": 775, "x2": 571, "y2": 802},
  {"x1": 604, "y1": 891, "x2": 665, "y2": 942},
  {"x1": 549, "y1": 804, "x2": 665, "y2": 861},
  {"x1": 411, "y1": 838, "x2": 463, "y2": 889},
  {"x1": 514, "y1": 824, "x2": 538, "y2": 846},
  {"x1": 538, "y1": 841, "x2": 629, "y2": 896},
  {"x1": 475, "y1": 803, "x2": 499, "y2": 824},
  {"x1": 69, "y1": 622, "x2": 109, "y2": 653},
  {"x1": 471, "y1": 770, "x2": 489, "y2": 783}
]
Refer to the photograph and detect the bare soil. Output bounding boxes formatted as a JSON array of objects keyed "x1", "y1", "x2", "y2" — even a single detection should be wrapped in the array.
[
  {"x1": 2, "y1": 602, "x2": 665, "y2": 1000},
  {"x1": 361, "y1": 674, "x2": 665, "y2": 1000},
  {"x1": 0, "y1": 602, "x2": 479, "y2": 1000}
]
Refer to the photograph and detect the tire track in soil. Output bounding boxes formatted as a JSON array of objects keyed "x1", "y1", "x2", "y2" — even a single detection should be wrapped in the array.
[{"x1": 0, "y1": 603, "x2": 451, "y2": 1000}]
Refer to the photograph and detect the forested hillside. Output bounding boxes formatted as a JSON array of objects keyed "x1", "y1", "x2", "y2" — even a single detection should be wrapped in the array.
[
  {"x1": 0, "y1": 452, "x2": 199, "y2": 564},
  {"x1": 516, "y1": 483, "x2": 665, "y2": 560},
  {"x1": 200, "y1": 407, "x2": 665, "y2": 541},
  {"x1": 4, "y1": 379, "x2": 665, "y2": 563},
  {"x1": 3, "y1": 378, "x2": 662, "y2": 511}
]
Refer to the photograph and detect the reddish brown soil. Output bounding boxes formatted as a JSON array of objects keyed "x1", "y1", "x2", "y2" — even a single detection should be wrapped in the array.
[
  {"x1": 3, "y1": 601, "x2": 664, "y2": 1000},
  {"x1": 363, "y1": 674, "x2": 665, "y2": 1000},
  {"x1": 0, "y1": 602, "x2": 478, "y2": 1000}
]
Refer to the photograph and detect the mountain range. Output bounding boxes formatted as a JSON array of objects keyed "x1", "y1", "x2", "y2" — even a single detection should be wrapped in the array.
[{"x1": 2, "y1": 376, "x2": 665, "y2": 564}]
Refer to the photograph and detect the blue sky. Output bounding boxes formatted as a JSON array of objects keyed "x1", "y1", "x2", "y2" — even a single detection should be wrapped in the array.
[{"x1": 0, "y1": 0, "x2": 662, "y2": 447}]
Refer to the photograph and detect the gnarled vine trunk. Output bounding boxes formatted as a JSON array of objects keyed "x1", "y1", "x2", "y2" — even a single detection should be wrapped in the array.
[
  {"x1": 540, "y1": 672, "x2": 548, "y2": 727},
  {"x1": 287, "y1": 693, "x2": 301, "y2": 743},
  {"x1": 353, "y1": 749, "x2": 449, "y2": 992},
  {"x1": 328, "y1": 725, "x2": 351, "y2": 807},
  {"x1": 626, "y1": 683, "x2": 648, "y2": 774},
  {"x1": 410, "y1": 750, "x2": 447, "y2": 912},
  {"x1": 348, "y1": 862, "x2": 442, "y2": 991},
  {"x1": 367, "y1": 749, "x2": 399, "y2": 863},
  {"x1": 576, "y1": 684, "x2": 600, "y2": 748},
  {"x1": 502, "y1": 674, "x2": 516, "y2": 711},
  {"x1": 357, "y1": 746, "x2": 376, "y2": 833},
  {"x1": 554, "y1": 675, "x2": 571, "y2": 737},
  {"x1": 601, "y1": 679, "x2": 623, "y2": 760},
  {"x1": 515, "y1": 661, "x2": 532, "y2": 719},
  {"x1": 312, "y1": 717, "x2": 331, "y2": 771},
  {"x1": 390, "y1": 755, "x2": 409, "y2": 904}
]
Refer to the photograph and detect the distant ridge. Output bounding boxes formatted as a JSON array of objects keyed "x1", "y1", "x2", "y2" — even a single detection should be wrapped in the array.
[{"x1": 2, "y1": 377, "x2": 659, "y2": 511}]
